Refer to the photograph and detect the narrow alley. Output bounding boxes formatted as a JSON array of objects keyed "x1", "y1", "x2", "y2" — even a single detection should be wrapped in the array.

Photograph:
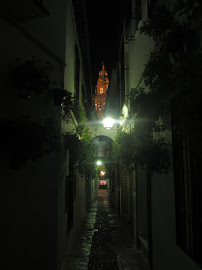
[
  {"x1": 1, "y1": 1, "x2": 202, "y2": 270},
  {"x1": 62, "y1": 190, "x2": 149, "y2": 270}
]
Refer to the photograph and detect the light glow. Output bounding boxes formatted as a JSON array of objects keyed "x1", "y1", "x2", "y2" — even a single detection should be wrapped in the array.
[
  {"x1": 103, "y1": 117, "x2": 115, "y2": 129},
  {"x1": 96, "y1": 160, "x2": 102, "y2": 166}
]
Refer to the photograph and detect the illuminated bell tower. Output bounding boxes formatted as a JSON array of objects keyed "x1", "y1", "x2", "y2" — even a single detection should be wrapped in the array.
[{"x1": 93, "y1": 62, "x2": 109, "y2": 121}]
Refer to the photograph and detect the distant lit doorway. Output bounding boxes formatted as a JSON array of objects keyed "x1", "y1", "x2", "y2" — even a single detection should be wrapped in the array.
[{"x1": 99, "y1": 179, "x2": 107, "y2": 189}]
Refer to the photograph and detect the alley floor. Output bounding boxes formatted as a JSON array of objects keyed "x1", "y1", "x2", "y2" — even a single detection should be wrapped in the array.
[{"x1": 62, "y1": 190, "x2": 150, "y2": 270}]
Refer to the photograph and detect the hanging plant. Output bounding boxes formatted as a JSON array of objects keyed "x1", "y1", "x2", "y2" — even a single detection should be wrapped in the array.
[
  {"x1": 63, "y1": 103, "x2": 96, "y2": 177},
  {"x1": 75, "y1": 104, "x2": 95, "y2": 176},
  {"x1": 74, "y1": 103, "x2": 88, "y2": 137},
  {"x1": 110, "y1": 128, "x2": 170, "y2": 174},
  {"x1": 105, "y1": 140, "x2": 117, "y2": 178},
  {"x1": 123, "y1": 1, "x2": 202, "y2": 174},
  {"x1": 61, "y1": 91, "x2": 74, "y2": 120},
  {"x1": 138, "y1": 1, "x2": 202, "y2": 137},
  {"x1": 139, "y1": 4, "x2": 175, "y2": 39},
  {"x1": 2, "y1": 118, "x2": 58, "y2": 169},
  {"x1": 11, "y1": 57, "x2": 56, "y2": 99}
]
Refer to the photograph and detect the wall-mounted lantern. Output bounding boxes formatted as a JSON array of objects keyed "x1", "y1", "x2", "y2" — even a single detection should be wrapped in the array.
[{"x1": 103, "y1": 117, "x2": 115, "y2": 130}]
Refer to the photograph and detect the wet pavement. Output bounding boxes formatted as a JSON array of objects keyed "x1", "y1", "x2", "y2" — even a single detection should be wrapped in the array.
[{"x1": 62, "y1": 190, "x2": 150, "y2": 270}]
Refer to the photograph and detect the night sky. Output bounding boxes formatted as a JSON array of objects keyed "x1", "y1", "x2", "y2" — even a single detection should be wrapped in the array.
[{"x1": 86, "y1": 0, "x2": 122, "y2": 88}]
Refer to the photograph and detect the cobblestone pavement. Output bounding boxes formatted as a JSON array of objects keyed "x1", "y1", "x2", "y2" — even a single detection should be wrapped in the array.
[{"x1": 62, "y1": 190, "x2": 150, "y2": 270}]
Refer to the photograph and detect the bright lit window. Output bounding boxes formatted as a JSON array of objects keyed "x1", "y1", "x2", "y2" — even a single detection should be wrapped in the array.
[
  {"x1": 95, "y1": 103, "x2": 97, "y2": 110},
  {"x1": 100, "y1": 88, "x2": 103, "y2": 94}
]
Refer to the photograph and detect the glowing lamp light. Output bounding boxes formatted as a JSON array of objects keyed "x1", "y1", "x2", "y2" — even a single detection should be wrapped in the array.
[
  {"x1": 103, "y1": 117, "x2": 115, "y2": 129},
  {"x1": 96, "y1": 160, "x2": 102, "y2": 166},
  {"x1": 100, "y1": 171, "x2": 105, "y2": 176}
]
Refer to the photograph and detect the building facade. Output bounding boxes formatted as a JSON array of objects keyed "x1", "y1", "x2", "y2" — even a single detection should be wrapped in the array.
[
  {"x1": 0, "y1": 1, "x2": 96, "y2": 270},
  {"x1": 93, "y1": 63, "x2": 109, "y2": 121},
  {"x1": 107, "y1": 0, "x2": 202, "y2": 270}
]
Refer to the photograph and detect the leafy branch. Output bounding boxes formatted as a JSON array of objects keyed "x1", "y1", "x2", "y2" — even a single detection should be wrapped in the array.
[
  {"x1": 138, "y1": 1, "x2": 202, "y2": 139},
  {"x1": 64, "y1": 103, "x2": 96, "y2": 177},
  {"x1": 123, "y1": 1, "x2": 202, "y2": 173},
  {"x1": 62, "y1": 91, "x2": 74, "y2": 121}
]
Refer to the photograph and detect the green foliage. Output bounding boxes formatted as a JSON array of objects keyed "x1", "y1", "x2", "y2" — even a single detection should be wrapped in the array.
[
  {"x1": 75, "y1": 103, "x2": 88, "y2": 137},
  {"x1": 62, "y1": 91, "x2": 74, "y2": 121},
  {"x1": 130, "y1": 87, "x2": 164, "y2": 118},
  {"x1": 132, "y1": 133, "x2": 170, "y2": 174},
  {"x1": 79, "y1": 131, "x2": 95, "y2": 176},
  {"x1": 139, "y1": 1, "x2": 199, "y2": 41},
  {"x1": 134, "y1": 1, "x2": 202, "y2": 141},
  {"x1": 105, "y1": 138, "x2": 119, "y2": 177},
  {"x1": 140, "y1": 4, "x2": 174, "y2": 38},
  {"x1": 123, "y1": 1, "x2": 202, "y2": 174},
  {"x1": 115, "y1": 131, "x2": 136, "y2": 171},
  {"x1": 111, "y1": 125, "x2": 170, "y2": 174},
  {"x1": 143, "y1": 49, "x2": 175, "y2": 95},
  {"x1": 64, "y1": 103, "x2": 96, "y2": 177}
]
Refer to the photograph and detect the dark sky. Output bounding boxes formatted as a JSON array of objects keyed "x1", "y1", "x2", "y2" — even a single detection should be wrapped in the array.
[{"x1": 86, "y1": 0, "x2": 122, "y2": 88}]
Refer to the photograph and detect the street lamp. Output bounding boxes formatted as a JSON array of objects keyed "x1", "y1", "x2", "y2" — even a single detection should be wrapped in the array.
[
  {"x1": 103, "y1": 117, "x2": 115, "y2": 130},
  {"x1": 96, "y1": 160, "x2": 102, "y2": 166}
]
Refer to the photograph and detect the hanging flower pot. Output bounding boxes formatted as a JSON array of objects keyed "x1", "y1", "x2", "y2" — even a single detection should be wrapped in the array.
[
  {"x1": 52, "y1": 88, "x2": 68, "y2": 106},
  {"x1": 11, "y1": 58, "x2": 54, "y2": 98}
]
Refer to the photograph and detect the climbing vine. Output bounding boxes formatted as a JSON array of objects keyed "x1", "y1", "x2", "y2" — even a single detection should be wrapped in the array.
[
  {"x1": 108, "y1": 126, "x2": 169, "y2": 175},
  {"x1": 140, "y1": 1, "x2": 201, "y2": 139},
  {"x1": 76, "y1": 104, "x2": 95, "y2": 176},
  {"x1": 113, "y1": 1, "x2": 201, "y2": 174},
  {"x1": 64, "y1": 103, "x2": 96, "y2": 177}
]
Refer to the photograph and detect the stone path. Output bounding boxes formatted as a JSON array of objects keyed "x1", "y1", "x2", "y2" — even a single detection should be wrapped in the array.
[
  {"x1": 62, "y1": 190, "x2": 150, "y2": 270},
  {"x1": 88, "y1": 198, "x2": 119, "y2": 270}
]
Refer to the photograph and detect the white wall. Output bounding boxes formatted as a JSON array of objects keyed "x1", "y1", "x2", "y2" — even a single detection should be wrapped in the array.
[
  {"x1": 0, "y1": 1, "x2": 90, "y2": 270},
  {"x1": 152, "y1": 170, "x2": 201, "y2": 270},
  {"x1": 64, "y1": 0, "x2": 76, "y2": 94},
  {"x1": 151, "y1": 136, "x2": 201, "y2": 270},
  {"x1": 1, "y1": 143, "x2": 65, "y2": 270}
]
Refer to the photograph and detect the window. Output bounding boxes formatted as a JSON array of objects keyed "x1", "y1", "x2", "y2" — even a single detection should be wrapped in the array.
[
  {"x1": 173, "y1": 130, "x2": 202, "y2": 265},
  {"x1": 95, "y1": 103, "x2": 97, "y2": 111},
  {"x1": 100, "y1": 88, "x2": 103, "y2": 94}
]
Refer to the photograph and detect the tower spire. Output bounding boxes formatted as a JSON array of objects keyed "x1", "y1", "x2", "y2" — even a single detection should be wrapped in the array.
[
  {"x1": 93, "y1": 63, "x2": 109, "y2": 121},
  {"x1": 102, "y1": 61, "x2": 105, "y2": 71}
]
